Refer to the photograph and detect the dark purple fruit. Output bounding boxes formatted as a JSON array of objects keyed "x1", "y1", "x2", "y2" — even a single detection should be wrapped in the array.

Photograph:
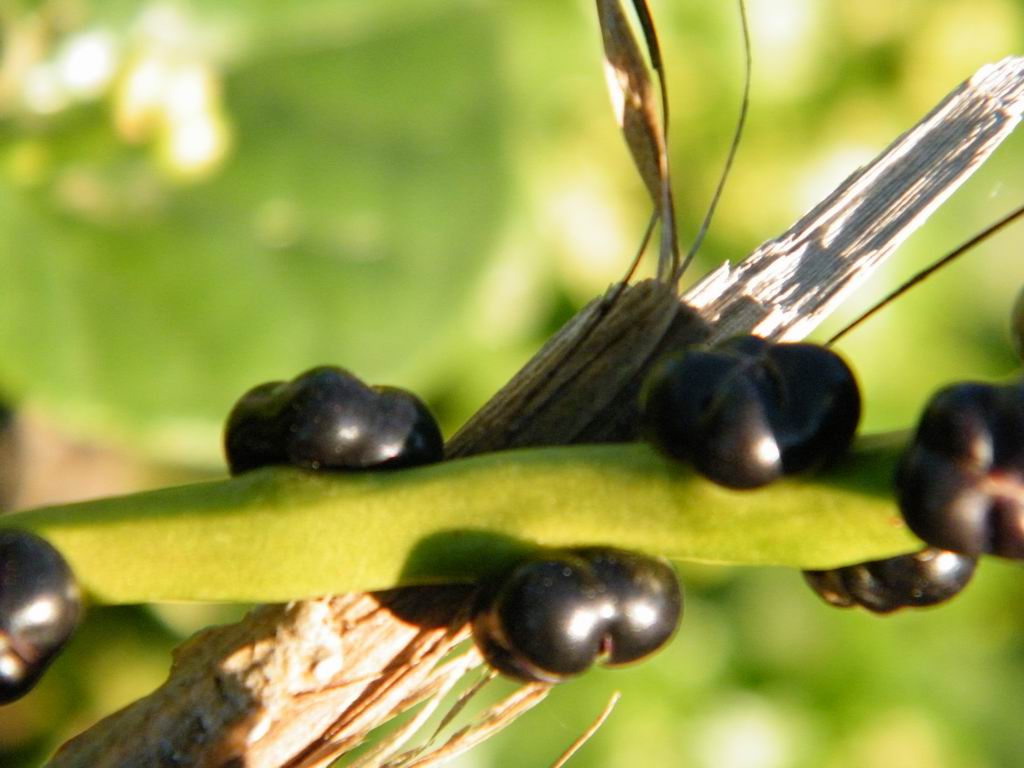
[
  {"x1": 640, "y1": 335, "x2": 860, "y2": 489},
  {"x1": 896, "y1": 380, "x2": 1024, "y2": 558},
  {"x1": 642, "y1": 347, "x2": 782, "y2": 487},
  {"x1": 472, "y1": 554, "x2": 613, "y2": 683},
  {"x1": 0, "y1": 530, "x2": 81, "y2": 704},
  {"x1": 472, "y1": 548, "x2": 682, "y2": 682},
  {"x1": 223, "y1": 382, "x2": 286, "y2": 474},
  {"x1": 803, "y1": 547, "x2": 976, "y2": 614},
  {"x1": 224, "y1": 366, "x2": 444, "y2": 476},
  {"x1": 573, "y1": 547, "x2": 681, "y2": 665}
]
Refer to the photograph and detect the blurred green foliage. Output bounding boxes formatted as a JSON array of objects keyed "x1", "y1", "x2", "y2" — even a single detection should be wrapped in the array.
[{"x1": 1, "y1": 0, "x2": 1024, "y2": 765}]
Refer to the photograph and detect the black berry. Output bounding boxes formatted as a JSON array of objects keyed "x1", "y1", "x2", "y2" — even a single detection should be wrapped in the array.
[
  {"x1": 224, "y1": 366, "x2": 444, "y2": 475},
  {"x1": 223, "y1": 382, "x2": 284, "y2": 474},
  {"x1": 803, "y1": 547, "x2": 976, "y2": 614},
  {"x1": 472, "y1": 547, "x2": 682, "y2": 682},
  {"x1": 473, "y1": 553, "x2": 612, "y2": 682},
  {"x1": 573, "y1": 546, "x2": 682, "y2": 665},
  {"x1": 0, "y1": 530, "x2": 82, "y2": 704},
  {"x1": 896, "y1": 380, "x2": 1024, "y2": 558},
  {"x1": 640, "y1": 336, "x2": 861, "y2": 489}
]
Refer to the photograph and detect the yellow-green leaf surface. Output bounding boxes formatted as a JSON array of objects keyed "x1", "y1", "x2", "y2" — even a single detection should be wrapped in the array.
[
  {"x1": 2, "y1": 436, "x2": 919, "y2": 604},
  {"x1": 0, "y1": 4, "x2": 506, "y2": 464}
]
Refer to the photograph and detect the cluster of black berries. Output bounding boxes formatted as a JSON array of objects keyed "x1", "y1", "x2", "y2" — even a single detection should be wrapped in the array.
[
  {"x1": 9, "y1": 324, "x2": 1010, "y2": 703},
  {"x1": 639, "y1": 335, "x2": 861, "y2": 489},
  {"x1": 225, "y1": 366, "x2": 683, "y2": 682},
  {"x1": 839, "y1": 372, "x2": 1024, "y2": 609},
  {"x1": 224, "y1": 366, "x2": 445, "y2": 476},
  {"x1": 471, "y1": 547, "x2": 682, "y2": 682},
  {"x1": 856, "y1": 304, "x2": 1024, "y2": 602},
  {"x1": 0, "y1": 529, "x2": 82, "y2": 704},
  {"x1": 897, "y1": 379, "x2": 1024, "y2": 559},
  {"x1": 637, "y1": 334, "x2": 977, "y2": 615},
  {"x1": 803, "y1": 547, "x2": 977, "y2": 613}
]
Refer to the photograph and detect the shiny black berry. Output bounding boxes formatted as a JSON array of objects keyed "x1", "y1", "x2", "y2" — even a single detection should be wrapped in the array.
[
  {"x1": 640, "y1": 336, "x2": 860, "y2": 489},
  {"x1": 472, "y1": 553, "x2": 613, "y2": 683},
  {"x1": 803, "y1": 547, "x2": 977, "y2": 614},
  {"x1": 224, "y1": 366, "x2": 444, "y2": 475},
  {"x1": 0, "y1": 530, "x2": 82, "y2": 704},
  {"x1": 573, "y1": 547, "x2": 682, "y2": 665},
  {"x1": 472, "y1": 547, "x2": 682, "y2": 682},
  {"x1": 223, "y1": 382, "x2": 285, "y2": 474},
  {"x1": 896, "y1": 380, "x2": 1024, "y2": 558}
]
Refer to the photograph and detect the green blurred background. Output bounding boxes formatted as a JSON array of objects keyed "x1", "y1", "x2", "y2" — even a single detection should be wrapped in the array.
[{"x1": 2, "y1": 0, "x2": 1024, "y2": 765}]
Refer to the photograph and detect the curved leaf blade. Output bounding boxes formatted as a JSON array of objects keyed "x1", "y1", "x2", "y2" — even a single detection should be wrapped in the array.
[{"x1": 3, "y1": 437, "x2": 919, "y2": 604}]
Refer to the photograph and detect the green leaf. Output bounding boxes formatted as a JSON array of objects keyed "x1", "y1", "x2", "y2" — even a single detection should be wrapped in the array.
[
  {"x1": 3, "y1": 436, "x2": 920, "y2": 605},
  {"x1": 0, "y1": 5, "x2": 506, "y2": 463}
]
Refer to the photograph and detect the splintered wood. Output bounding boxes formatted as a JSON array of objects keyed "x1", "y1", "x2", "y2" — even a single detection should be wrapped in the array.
[{"x1": 686, "y1": 57, "x2": 1024, "y2": 345}]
